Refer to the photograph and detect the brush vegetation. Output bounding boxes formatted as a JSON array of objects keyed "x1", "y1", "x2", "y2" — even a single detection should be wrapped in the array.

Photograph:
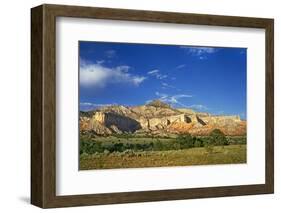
[{"x1": 79, "y1": 129, "x2": 246, "y2": 170}]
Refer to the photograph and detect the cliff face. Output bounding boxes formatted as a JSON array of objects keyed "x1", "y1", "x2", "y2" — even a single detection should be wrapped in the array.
[{"x1": 80, "y1": 101, "x2": 246, "y2": 136}]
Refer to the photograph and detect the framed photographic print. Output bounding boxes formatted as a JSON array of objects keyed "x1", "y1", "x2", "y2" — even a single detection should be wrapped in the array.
[{"x1": 31, "y1": 4, "x2": 274, "y2": 208}]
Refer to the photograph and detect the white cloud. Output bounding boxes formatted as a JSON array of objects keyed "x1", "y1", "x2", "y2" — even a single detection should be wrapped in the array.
[
  {"x1": 116, "y1": 65, "x2": 130, "y2": 72},
  {"x1": 80, "y1": 102, "x2": 113, "y2": 107},
  {"x1": 180, "y1": 46, "x2": 218, "y2": 59},
  {"x1": 96, "y1": 60, "x2": 105, "y2": 64},
  {"x1": 80, "y1": 102, "x2": 116, "y2": 111},
  {"x1": 155, "y1": 92, "x2": 192, "y2": 107},
  {"x1": 161, "y1": 82, "x2": 183, "y2": 92},
  {"x1": 133, "y1": 76, "x2": 147, "y2": 85},
  {"x1": 80, "y1": 61, "x2": 146, "y2": 88},
  {"x1": 155, "y1": 92, "x2": 168, "y2": 99},
  {"x1": 161, "y1": 82, "x2": 169, "y2": 87},
  {"x1": 147, "y1": 69, "x2": 168, "y2": 80},
  {"x1": 187, "y1": 104, "x2": 209, "y2": 111},
  {"x1": 80, "y1": 58, "x2": 91, "y2": 67},
  {"x1": 161, "y1": 82, "x2": 179, "y2": 90},
  {"x1": 176, "y1": 64, "x2": 186, "y2": 69},
  {"x1": 157, "y1": 75, "x2": 167, "y2": 80},
  {"x1": 189, "y1": 47, "x2": 217, "y2": 55},
  {"x1": 147, "y1": 69, "x2": 159, "y2": 75}
]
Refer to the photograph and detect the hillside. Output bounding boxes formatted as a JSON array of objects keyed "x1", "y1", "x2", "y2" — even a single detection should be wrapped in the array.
[{"x1": 79, "y1": 100, "x2": 246, "y2": 136}]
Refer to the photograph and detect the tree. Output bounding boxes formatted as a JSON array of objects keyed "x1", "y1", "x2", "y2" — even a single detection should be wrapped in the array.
[
  {"x1": 176, "y1": 133, "x2": 194, "y2": 149},
  {"x1": 209, "y1": 129, "x2": 229, "y2": 146},
  {"x1": 154, "y1": 139, "x2": 164, "y2": 151},
  {"x1": 194, "y1": 137, "x2": 203, "y2": 147}
]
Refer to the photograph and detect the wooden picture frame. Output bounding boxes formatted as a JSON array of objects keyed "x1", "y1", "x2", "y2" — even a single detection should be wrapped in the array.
[{"x1": 31, "y1": 4, "x2": 274, "y2": 208}]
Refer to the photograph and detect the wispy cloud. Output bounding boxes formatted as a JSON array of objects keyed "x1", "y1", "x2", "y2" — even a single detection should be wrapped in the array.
[
  {"x1": 155, "y1": 92, "x2": 192, "y2": 107},
  {"x1": 116, "y1": 65, "x2": 130, "y2": 72},
  {"x1": 147, "y1": 69, "x2": 159, "y2": 75},
  {"x1": 188, "y1": 47, "x2": 217, "y2": 55},
  {"x1": 176, "y1": 64, "x2": 186, "y2": 69},
  {"x1": 180, "y1": 46, "x2": 218, "y2": 60},
  {"x1": 161, "y1": 82, "x2": 175, "y2": 89},
  {"x1": 80, "y1": 60, "x2": 146, "y2": 88},
  {"x1": 80, "y1": 102, "x2": 115, "y2": 111},
  {"x1": 80, "y1": 58, "x2": 91, "y2": 67},
  {"x1": 158, "y1": 75, "x2": 167, "y2": 80},
  {"x1": 187, "y1": 104, "x2": 209, "y2": 111},
  {"x1": 96, "y1": 60, "x2": 105, "y2": 64},
  {"x1": 147, "y1": 69, "x2": 167, "y2": 80},
  {"x1": 80, "y1": 102, "x2": 113, "y2": 107},
  {"x1": 161, "y1": 82, "x2": 181, "y2": 91}
]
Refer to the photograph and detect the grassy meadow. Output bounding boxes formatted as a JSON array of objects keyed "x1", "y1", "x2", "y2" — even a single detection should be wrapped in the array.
[
  {"x1": 80, "y1": 144, "x2": 246, "y2": 170},
  {"x1": 79, "y1": 130, "x2": 246, "y2": 170}
]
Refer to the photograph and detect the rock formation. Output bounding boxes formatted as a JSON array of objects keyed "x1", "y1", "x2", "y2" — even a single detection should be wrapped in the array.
[{"x1": 80, "y1": 100, "x2": 246, "y2": 136}]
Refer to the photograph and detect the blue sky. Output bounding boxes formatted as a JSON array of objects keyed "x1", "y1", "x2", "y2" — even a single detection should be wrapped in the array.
[{"x1": 79, "y1": 41, "x2": 247, "y2": 119}]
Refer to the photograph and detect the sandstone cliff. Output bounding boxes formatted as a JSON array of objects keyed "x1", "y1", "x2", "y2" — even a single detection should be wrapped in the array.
[{"x1": 80, "y1": 100, "x2": 246, "y2": 136}]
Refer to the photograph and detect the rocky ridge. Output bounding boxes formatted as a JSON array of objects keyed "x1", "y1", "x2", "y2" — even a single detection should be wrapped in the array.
[{"x1": 80, "y1": 100, "x2": 246, "y2": 136}]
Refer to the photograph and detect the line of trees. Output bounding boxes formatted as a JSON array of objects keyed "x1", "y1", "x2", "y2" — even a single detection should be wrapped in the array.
[{"x1": 80, "y1": 129, "x2": 233, "y2": 155}]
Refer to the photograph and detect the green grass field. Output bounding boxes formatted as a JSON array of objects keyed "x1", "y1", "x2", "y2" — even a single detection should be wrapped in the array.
[{"x1": 80, "y1": 144, "x2": 246, "y2": 170}]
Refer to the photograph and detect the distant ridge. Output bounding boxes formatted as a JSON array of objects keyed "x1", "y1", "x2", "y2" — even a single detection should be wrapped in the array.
[{"x1": 80, "y1": 100, "x2": 246, "y2": 136}]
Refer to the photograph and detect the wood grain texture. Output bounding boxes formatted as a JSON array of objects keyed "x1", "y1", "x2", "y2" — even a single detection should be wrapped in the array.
[
  {"x1": 265, "y1": 20, "x2": 274, "y2": 193},
  {"x1": 31, "y1": 4, "x2": 274, "y2": 208},
  {"x1": 31, "y1": 5, "x2": 43, "y2": 207}
]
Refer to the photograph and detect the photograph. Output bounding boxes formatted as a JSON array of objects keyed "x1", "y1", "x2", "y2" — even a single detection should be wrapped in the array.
[
  {"x1": 29, "y1": 3, "x2": 274, "y2": 208},
  {"x1": 78, "y1": 41, "x2": 247, "y2": 170}
]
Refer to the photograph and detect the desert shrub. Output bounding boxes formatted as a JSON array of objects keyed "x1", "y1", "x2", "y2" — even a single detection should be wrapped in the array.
[
  {"x1": 81, "y1": 134, "x2": 233, "y2": 155},
  {"x1": 102, "y1": 143, "x2": 115, "y2": 153},
  {"x1": 80, "y1": 152, "x2": 89, "y2": 158},
  {"x1": 192, "y1": 137, "x2": 197, "y2": 144},
  {"x1": 144, "y1": 143, "x2": 153, "y2": 150},
  {"x1": 80, "y1": 140, "x2": 103, "y2": 154},
  {"x1": 164, "y1": 141, "x2": 177, "y2": 150},
  {"x1": 103, "y1": 149, "x2": 110, "y2": 155},
  {"x1": 227, "y1": 136, "x2": 246, "y2": 145},
  {"x1": 192, "y1": 137, "x2": 203, "y2": 147},
  {"x1": 136, "y1": 143, "x2": 146, "y2": 151},
  {"x1": 202, "y1": 140, "x2": 209, "y2": 147},
  {"x1": 237, "y1": 137, "x2": 246, "y2": 144},
  {"x1": 151, "y1": 139, "x2": 191, "y2": 151},
  {"x1": 194, "y1": 140, "x2": 202, "y2": 148},
  {"x1": 209, "y1": 129, "x2": 229, "y2": 146},
  {"x1": 149, "y1": 142, "x2": 154, "y2": 151},
  {"x1": 153, "y1": 140, "x2": 164, "y2": 151},
  {"x1": 175, "y1": 133, "x2": 194, "y2": 149},
  {"x1": 92, "y1": 141, "x2": 103, "y2": 153},
  {"x1": 113, "y1": 143, "x2": 125, "y2": 152},
  {"x1": 174, "y1": 141, "x2": 182, "y2": 150},
  {"x1": 123, "y1": 149, "x2": 137, "y2": 157}
]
